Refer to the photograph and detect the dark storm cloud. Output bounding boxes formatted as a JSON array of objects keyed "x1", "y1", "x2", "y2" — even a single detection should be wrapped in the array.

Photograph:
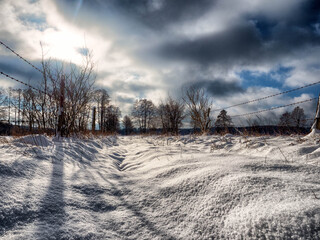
[
  {"x1": 0, "y1": 56, "x2": 42, "y2": 86},
  {"x1": 152, "y1": 0, "x2": 320, "y2": 67},
  {"x1": 56, "y1": 0, "x2": 216, "y2": 30},
  {"x1": 158, "y1": 24, "x2": 262, "y2": 65},
  {"x1": 291, "y1": 0, "x2": 320, "y2": 28},
  {"x1": 158, "y1": 19, "x2": 320, "y2": 66},
  {"x1": 189, "y1": 79, "x2": 244, "y2": 97},
  {"x1": 54, "y1": 0, "x2": 320, "y2": 61},
  {"x1": 111, "y1": 0, "x2": 215, "y2": 29},
  {"x1": 54, "y1": 0, "x2": 320, "y2": 74},
  {"x1": 245, "y1": 0, "x2": 320, "y2": 28},
  {"x1": 50, "y1": 0, "x2": 320, "y2": 109}
]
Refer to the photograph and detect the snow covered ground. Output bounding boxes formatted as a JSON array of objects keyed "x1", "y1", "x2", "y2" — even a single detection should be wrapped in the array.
[{"x1": 1, "y1": 134, "x2": 320, "y2": 239}]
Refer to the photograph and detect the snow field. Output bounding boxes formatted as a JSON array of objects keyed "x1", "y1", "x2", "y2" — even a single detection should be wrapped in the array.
[{"x1": 0, "y1": 134, "x2": 320, "y2": 239}]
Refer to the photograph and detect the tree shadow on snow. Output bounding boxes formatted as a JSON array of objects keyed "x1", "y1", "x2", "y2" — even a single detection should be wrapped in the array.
[
  {"x1": 0, "y1": 145, "x2": 65, "y2": 237},
  {"x1": 96, "y1": 169, "x2": 177, "y2": 240},
  {"x1": 35, "y1": 141, "x2": 66, "y2": 239}
]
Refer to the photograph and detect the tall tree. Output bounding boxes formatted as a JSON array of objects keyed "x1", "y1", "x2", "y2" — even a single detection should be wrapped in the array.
[
  {"x1": 39, "y1": 47, "x2": 96, "y2": 136},
  {"x1": 22, "y1": 88, "x2": 36, "y2": 131},
  {"x1": 122, "y1": 115, "x2": 134, "y2": 135},
  {"x1": 132, "y1": 99, "x2": 157, "y2": 133},
  {"x1": 158, "y1": 96, "x2": 185, "y2": 134},
  {"x1": 93, "y1": 89, "x2": 110, "y2": 132},
  {"x1": 183, "y1": 86, "x2": 212, "y2": 134},
  {"x1": 291, "y1": 106, "x2": 306, "y2": 127},
  {"x1": 215, "y1": 109, "x2": 233, "y2": 128},
  {"x1": 104, "y1": 105, "x2": 121, "y2": 133}
]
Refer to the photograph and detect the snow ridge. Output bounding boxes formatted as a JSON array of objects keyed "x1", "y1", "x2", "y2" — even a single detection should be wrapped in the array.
[{"x1": 0, "y1": 134, "x2": 320, "y2": 239}]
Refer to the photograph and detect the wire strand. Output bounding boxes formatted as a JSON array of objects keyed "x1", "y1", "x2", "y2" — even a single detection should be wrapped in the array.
[
  {"x1": 212, "y1": 81, "x2": 320, "y2": 112},
  {"x1": 230, "y1": 97, "x2": 317, "y2": 118},
  {"x1": 0, "y1": 71, "x2": 50, "y2": 97},
  {"x1": 0, "y1": 40, "x2": 43, "y2": 74}
]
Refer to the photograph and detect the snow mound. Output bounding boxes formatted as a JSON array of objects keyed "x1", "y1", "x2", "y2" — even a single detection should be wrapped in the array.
[
  {"x1": 1, "y1": 135, "x2": 320, "y2": 239},
  {"x1": 12, "y1": 135, "x2": 52, "y2": 147},
  {"x1": 304, "y1": 128, "x2": 320, "y2": 139},
  {"x1": 224, "y1": 133, "x2": 234, "y2": 138}
]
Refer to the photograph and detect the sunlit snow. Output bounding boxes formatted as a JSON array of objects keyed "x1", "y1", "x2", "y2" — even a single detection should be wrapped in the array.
[{"x1": 0, "y1": 134, "x2": 320, "y2": 239}]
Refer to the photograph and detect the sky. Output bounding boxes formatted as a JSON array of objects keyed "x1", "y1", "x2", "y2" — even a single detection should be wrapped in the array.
[{"x1": 0, "y1": 0, "x2": 320, "y2": 125}]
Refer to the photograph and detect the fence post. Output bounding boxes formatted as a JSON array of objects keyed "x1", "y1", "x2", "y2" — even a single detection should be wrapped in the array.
[
  {"x1": 18, "y1": 89, "x2": 21, "y2": 126},
  {"x1": 311, "y1": 94, "x2": 320, "y2": 131},
  {"x1": 8, "y1": 88, "x2": 11, "y2": 124},
  {"x1": 92, "y1": 106, "x2": 96, "y2": 133}
]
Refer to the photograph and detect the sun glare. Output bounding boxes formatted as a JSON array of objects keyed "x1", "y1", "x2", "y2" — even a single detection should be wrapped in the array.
[{"x1": 42, "y1": 28, "x2": 85, "y2": 64}]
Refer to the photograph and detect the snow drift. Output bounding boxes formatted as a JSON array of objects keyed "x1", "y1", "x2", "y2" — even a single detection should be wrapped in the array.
[
  {"x1": 0, "y1": 134, "x2": 320, "y2": 239},
  {"x1": 12, "y1": 135, "x2": 52, "y2": 147}
]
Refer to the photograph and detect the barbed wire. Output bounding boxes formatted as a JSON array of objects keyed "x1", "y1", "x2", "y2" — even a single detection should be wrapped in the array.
[
  {"x1": 212, "y1": 81, "x2": 320, "y2": 112},
  {"x1": 0, "y1": 71, "x2": 50, "y2": 96},
  {"x1": 230, "y1": 97, "x2": 317, "y2": 118},
  {"x1": 0, "y1": 40, "x2": 43, "y2": 74},
  {"x1": 0, "y1": 41, "x2": 317, "y2": 127}
]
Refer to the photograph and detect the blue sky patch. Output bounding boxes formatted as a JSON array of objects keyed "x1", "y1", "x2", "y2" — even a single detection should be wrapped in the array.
[
  {"x1": 238, "y1": 66, "x2": 294, "y2": 90},
  {"x1": 238, "y1": 66, "x2": 319, "y2": 98},
  {"x1": 77, "y1": 47, "x2": 89, "y2": 56},
  {"x1": 18, "y1": 13, "x2": 47, "y2": 31}
]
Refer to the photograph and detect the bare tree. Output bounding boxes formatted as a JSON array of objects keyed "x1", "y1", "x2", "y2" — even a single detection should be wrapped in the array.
[
  {"x1": 38, "y1": 43, "x2": 50, "y2": 130},
  {"x1": 158, "y1": 104, "x2": 170, "y2": 133},
  {"x1": 123, "y1": 115, "x2": 134, "y2": 135},
  {"x1": 93, "y1": 89, "x2": 110, "y2": 132},
  {"x1": 66, "y1": 58, "x2": 95, "y2": 135},
  {"x1": 183, "y1": 86, "x2": 212, "y2": 134},
  {"x1": 22, "y1": 88, "x2": 36, "y2": 131},
  {"x1": 158, "y1": 96, "x2": 185, "y2": 134},
  {"x1": 132, "y1": 99, "x2": 157, "y2": 133},
  {"x1": 35, "y1": 49, "x2": 97, "y2": 136},
  {"x1": 0, "y1": 46, "x2": 97, "y2": 136},
  {"x1": 104, "y1": 105, "x2": 121, "y2": 133},
  {"x1": 278, "y1": 111, "x2": 292, "y2": 126}
]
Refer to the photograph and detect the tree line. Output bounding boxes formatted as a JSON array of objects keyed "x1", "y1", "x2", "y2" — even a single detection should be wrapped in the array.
[
  {"x1": 0, "y1": 54, "x2": 311, "y2": 136},
  {"x1": 0, "y1": 83, "x2": 310, "y2": 137}
]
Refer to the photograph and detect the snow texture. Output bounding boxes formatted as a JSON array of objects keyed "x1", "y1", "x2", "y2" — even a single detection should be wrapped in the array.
[{"x1": 0, "y1": 134, "x2": 320, "y2": 239}]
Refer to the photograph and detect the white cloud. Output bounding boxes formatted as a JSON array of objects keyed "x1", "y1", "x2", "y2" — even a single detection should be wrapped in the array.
[{"x1": 0, "y1": 0, "x2": 318, "y2": 119}]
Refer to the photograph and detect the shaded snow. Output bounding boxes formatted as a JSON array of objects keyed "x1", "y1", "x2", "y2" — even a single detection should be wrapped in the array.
[
  {"x1": 0, "y1": 134, "x2": 320, "y2": 239},
  {"x1": 12, "y1": 135, "x2": 52, "y2": 147},
  {"x1": 305, "y1": 128, "x2": 320, "y2": 139}
]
